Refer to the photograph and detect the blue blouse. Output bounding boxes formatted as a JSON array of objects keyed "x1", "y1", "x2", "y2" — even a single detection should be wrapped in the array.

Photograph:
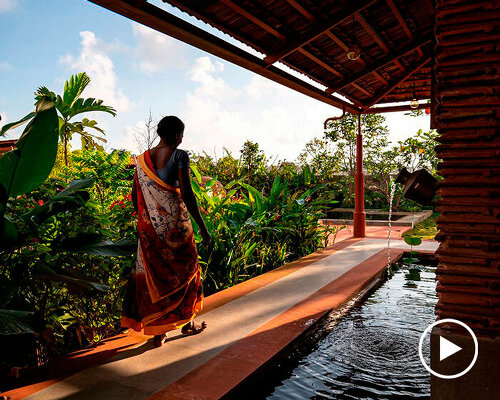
[{"x1": 152, "y1": 149, "x2": 190, "y2": 187}]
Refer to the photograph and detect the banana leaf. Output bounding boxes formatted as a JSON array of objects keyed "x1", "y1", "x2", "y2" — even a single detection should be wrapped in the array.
[
  {"x1": 22, "y1": 179, "x2": 93, "y2": 222},
  {"x1": 58, "y1": 233, "x2": 136, "y2": 257},
  {"x1": 0, "y1": 106, "x2": 58, "y2": 198},
  {"x1": 37, "y1": 264, "x2": 109, "y2": 293},
  {"x1": 0, "y1": 309, "x2": 36, "y2": 335}
]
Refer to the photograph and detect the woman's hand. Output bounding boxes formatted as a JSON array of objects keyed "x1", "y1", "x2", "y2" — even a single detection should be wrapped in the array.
[{"x1": 200, "y1": 229, "x2": 213, "y2": 250}]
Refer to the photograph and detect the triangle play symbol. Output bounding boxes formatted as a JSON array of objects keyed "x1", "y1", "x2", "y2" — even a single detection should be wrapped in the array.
[{"x1": 440, "y1": 336, "x2": 462, "y2": 361}]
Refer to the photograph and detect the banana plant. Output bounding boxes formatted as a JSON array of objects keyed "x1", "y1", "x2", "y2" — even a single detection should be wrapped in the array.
[{"x1": 0, "y1": 97, "x2": 131, "y2": 336}]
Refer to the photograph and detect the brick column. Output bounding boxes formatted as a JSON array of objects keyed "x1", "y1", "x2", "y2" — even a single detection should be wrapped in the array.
[
  {"x1": 434, "y1": 0, "x2": 500, "y2": 336},
  {"x1": 432, "y1": 0, "x2": 500, "y2": 397}
]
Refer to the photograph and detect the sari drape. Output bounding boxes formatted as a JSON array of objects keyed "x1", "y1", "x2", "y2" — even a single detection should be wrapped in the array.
[{"x1": 121, "y1": 150, "x2": 203, "y2": 335}]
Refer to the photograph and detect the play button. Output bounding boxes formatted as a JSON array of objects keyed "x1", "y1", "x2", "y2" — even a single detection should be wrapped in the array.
[
  {"x1": 418, "y1": 318, "x2": 478, "y2": 379},
  {"x1": 439, "y1": 336, "x2": 462, "y2": 361}
]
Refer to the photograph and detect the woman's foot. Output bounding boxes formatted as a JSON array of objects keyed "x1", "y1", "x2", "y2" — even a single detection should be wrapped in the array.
[
  {"x1": 153, "y1": 333, "x2": 167, "y2": 347},
  {"x1": 181, "y1": 320, "x2": 207, "y2": 336}
]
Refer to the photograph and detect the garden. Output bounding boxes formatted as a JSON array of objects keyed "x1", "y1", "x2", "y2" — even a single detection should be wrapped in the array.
[{"x1": 0, "y1": 73, "x2": 438, "y2": 386}]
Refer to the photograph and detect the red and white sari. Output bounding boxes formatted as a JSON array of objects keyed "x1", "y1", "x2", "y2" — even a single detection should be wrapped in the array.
[{"x1": 121, "y1": 150, "x2": 203, "y2": 335}]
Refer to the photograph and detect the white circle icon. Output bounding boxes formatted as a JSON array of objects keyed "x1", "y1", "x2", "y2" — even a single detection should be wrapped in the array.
[{"x1": 418, "y1": 318, "x2": 478, "y2": 379}]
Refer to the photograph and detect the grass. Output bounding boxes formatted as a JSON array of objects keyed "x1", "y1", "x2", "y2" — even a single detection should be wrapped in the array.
[{"x1": 403, "y1": 212, "x2": 439, "y2": 240}]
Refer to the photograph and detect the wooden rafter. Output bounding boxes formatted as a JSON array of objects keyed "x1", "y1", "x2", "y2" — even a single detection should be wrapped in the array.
[
  {"x1": 286, "y1": 0, "x2": 314, "y2": 22},
  {"x1": 325, "y1": 35, "x2": 432, "y2": 94},
  {"x1": 298, "y1": 48, "x2": 344, "y2": 78},
  {"x1": 361, "y1": 57, "x2": 430, "y2": 108},
  {"x1": 355, "y1": 12, "x2": 389, "y2": 53},
  {"x1": 350, "y1": 83, "x2": 372, "y2": 97},
  {"x1": 264, "y1": 0, "x2": 377, "y2": 65},
  {"x1": 88, "y1": 0, "x2": 360, "y2": 113},
  {"x1": 362, "y1": 102, "x2": 429, "y2": 114},
  {"x1": 423, "y1": 0, "x2": 435, "y2": 15},
  {"x1": 324, "y1": 31, "x2": 389, "y2": 86},
  {"x1": 355, "y1": 10, "x2": 405, "y2": 71},
  {"x1": 220, "y1": 0, "x2": 286, "y2": 41},
  {"x1": 386, "y1": 0, "x2": 413, "y2": 39},
  {"x1": 280, "y1": 1, "x2": 388, "y2": 89},
  {"x1": 166, "y1": 0, "x2": 268, "y2": 54}
]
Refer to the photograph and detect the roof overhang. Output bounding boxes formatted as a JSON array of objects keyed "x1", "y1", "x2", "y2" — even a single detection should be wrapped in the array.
[{"x1": 89, "y1": 0, "x2": 434, "y2": 114}]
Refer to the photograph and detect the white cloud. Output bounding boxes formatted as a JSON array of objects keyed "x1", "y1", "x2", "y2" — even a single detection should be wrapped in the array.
[
  {"x1": 60, "y1": 31, "x2": 133, "y2": 113},
  {"x1": 189, "y1": 57, "x2": 238, "y2": 99},
  {"x1": 0, "y1": 0, "x2": 17, "y2": 12},
  {"x1": 182, "y1": 57, "x2": 333, "y2": 161},
  {"x1": 0, "y1": 61, "x2": 13, "y2": 71},
  {"x1": 385, "y1": 111, "x2": 431, "y2": 143},
  {"x1": 132, "y1": 23, "x2": 187, "y2": 74},
  {"x1": 180, "y1": 56, "x2": 431, "y2": 161}
]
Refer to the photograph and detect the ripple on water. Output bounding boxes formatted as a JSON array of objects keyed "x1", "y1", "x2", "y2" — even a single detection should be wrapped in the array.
[{"x1": 267, "y1": 264, "x2": 437, "y2": 400}]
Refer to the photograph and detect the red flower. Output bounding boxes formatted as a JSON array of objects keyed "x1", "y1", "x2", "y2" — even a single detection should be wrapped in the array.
[
  {"x1": 110, "y1": 201, "x2": 117, "y2": 210},
  {"x1": 132, "y1": 211, "x2": 137, "y2": 216},
  {"x1": 38, "y1": 200, "x2": 44, "y2": 206},
  {"x1": 425, "y1": 108, "x2": 431, "y2": 115},
  {"x1": 33, "y1": 238, "x2": 40, "y2": 243}
]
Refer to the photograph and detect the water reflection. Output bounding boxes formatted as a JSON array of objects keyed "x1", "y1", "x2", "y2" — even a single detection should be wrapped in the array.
[{"x1": 268, "y1": 263, "x2": 437, "y2": 400}]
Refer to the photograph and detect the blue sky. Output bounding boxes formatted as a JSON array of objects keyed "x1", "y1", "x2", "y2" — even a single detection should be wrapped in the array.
[{"x1": 1, "y1": 0, "x2": 430, "y2": 160}]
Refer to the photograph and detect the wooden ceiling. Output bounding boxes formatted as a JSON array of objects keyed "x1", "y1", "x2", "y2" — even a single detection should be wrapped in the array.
[{"x1": 89, "y1": 0, "x2": 435, "y2": 113}]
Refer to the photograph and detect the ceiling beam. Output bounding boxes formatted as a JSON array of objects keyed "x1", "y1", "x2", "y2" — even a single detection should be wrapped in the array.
[
  {"x1": 362, "y1": 102, "x2": 429, "y2": 114},
  {"x1": 361, "y1": 57, "x2": 430, "y2": 109},
  {"x1": 88, "y1": 0, "x2": 360, "y2": 113},
  {"x1": 386, "y1": 0, "x2": 413, "y2": 40},
  {"x1": 325, "y1": 35, "x2": 432, "y2": 94},
  {"x1": 166, "y1": 0, "x2": 268, "y2": 54},
  {"x1": 355, "y1": 12, "x2": 389, "y2": 53},
  {"x1": 350, "y1": 83, "x2": 372, "y2": 97},
  {"x1": 372, "y1": 71, "x2": 389, "y2": 86},
  {"x1": 355, "y1": 10, "x2": 405, "y2": 71},
  {"x1": 264, "y1": 0, "x2": 377, "y2": 65},
  {"x1": 324, "y1": 31, "x2": 389, "y2": 86},
  {"x1": 297, "y1": 48, "x2": 344, "y2": 79},
  {"x1": 220, "y1": 0, "x2": 286, "y2": 41},
  {"x1": 285, "y1": 0, "x2": 315, "y2": 22}
]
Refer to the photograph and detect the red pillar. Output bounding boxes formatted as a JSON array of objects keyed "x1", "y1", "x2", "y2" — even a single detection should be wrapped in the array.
[{"x1": 353, "y1": 114, "x2": 365, "y2": 237}]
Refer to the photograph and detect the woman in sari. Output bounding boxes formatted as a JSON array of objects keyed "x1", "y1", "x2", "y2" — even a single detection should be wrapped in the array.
[{"x1": 122, "y1": 116, "x2": 212, "y2": 347}]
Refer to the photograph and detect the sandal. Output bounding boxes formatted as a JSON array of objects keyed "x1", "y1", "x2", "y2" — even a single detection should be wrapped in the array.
[
  {"x1": 153, "y1": 333, "x2": 167, "y2": 347},
  {"x1": 181, "y1": 321, "x2": 207, "y2": 336}
]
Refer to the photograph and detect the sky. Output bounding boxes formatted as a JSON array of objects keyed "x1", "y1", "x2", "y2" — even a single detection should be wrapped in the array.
[{"x1": 0, "y1": 0, "x2": 431, "y2": 162}]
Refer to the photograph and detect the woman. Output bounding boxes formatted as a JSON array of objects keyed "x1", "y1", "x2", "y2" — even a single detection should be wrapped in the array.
[{"x1": 122, "y1": 116, "x2": 212, "y2": 347}]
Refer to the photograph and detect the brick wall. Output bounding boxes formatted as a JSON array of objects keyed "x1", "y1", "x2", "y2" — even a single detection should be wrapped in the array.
[{"x1": 434, "y1": 0, "x2": 500, "y2": 334}]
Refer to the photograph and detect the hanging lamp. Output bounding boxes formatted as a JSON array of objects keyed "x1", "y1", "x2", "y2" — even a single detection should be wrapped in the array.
[{"x1": 347, "y1": 16, "x2": 361, "y2": 61}]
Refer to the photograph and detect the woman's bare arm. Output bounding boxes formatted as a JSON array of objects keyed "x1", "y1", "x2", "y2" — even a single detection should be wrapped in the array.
[{"x1": 178, "y1": 166, "x2": 210, "y2": 242}]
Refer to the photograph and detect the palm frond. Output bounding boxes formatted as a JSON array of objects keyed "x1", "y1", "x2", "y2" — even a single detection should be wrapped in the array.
[
  {"x1": 68, "y1": 98, "x2": 117, "y2": 118},
  {"x1": 63, "y1": 72, "x2": 91, "y2": 108}
]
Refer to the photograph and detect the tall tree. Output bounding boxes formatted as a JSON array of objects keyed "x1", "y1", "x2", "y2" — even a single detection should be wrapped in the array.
[{"x1": 301, "y1": 113, "x2": 390, "y2": 205}]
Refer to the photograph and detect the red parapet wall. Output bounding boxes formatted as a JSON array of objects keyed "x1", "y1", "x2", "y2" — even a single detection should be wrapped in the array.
[{"x1": 434, "y1": 0, "x2": 500, "y2": 335}]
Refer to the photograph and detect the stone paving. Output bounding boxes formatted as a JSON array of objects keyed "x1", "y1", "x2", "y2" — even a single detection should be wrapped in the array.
[{"x1": 7, "y1": 237, "x2": 438, "y2": 400}]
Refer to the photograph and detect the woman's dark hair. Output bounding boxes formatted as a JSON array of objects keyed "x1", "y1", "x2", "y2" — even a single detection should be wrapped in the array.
[{"x1": 157, "y1": 116, "x2": 185, "y2": 145}]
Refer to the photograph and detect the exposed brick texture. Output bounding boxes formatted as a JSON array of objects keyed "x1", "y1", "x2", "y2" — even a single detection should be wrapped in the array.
[{"x1": 434, "y1": 0, "x2": 500, "y2": 335}]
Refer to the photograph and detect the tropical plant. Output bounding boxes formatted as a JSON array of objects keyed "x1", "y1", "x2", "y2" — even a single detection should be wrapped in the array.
[
  {"x1": 34, "y1": 72, "x2": 116, "y2": 165},
  {"x1": 189, "y1": 165, "x2": 337, "y2": 293},
  {"x1": 0, "y1": 87, "x2": 134, "y2": 376},
  {"x1": 58, "y1": 148, "x2": 134, "y2": 210}
]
